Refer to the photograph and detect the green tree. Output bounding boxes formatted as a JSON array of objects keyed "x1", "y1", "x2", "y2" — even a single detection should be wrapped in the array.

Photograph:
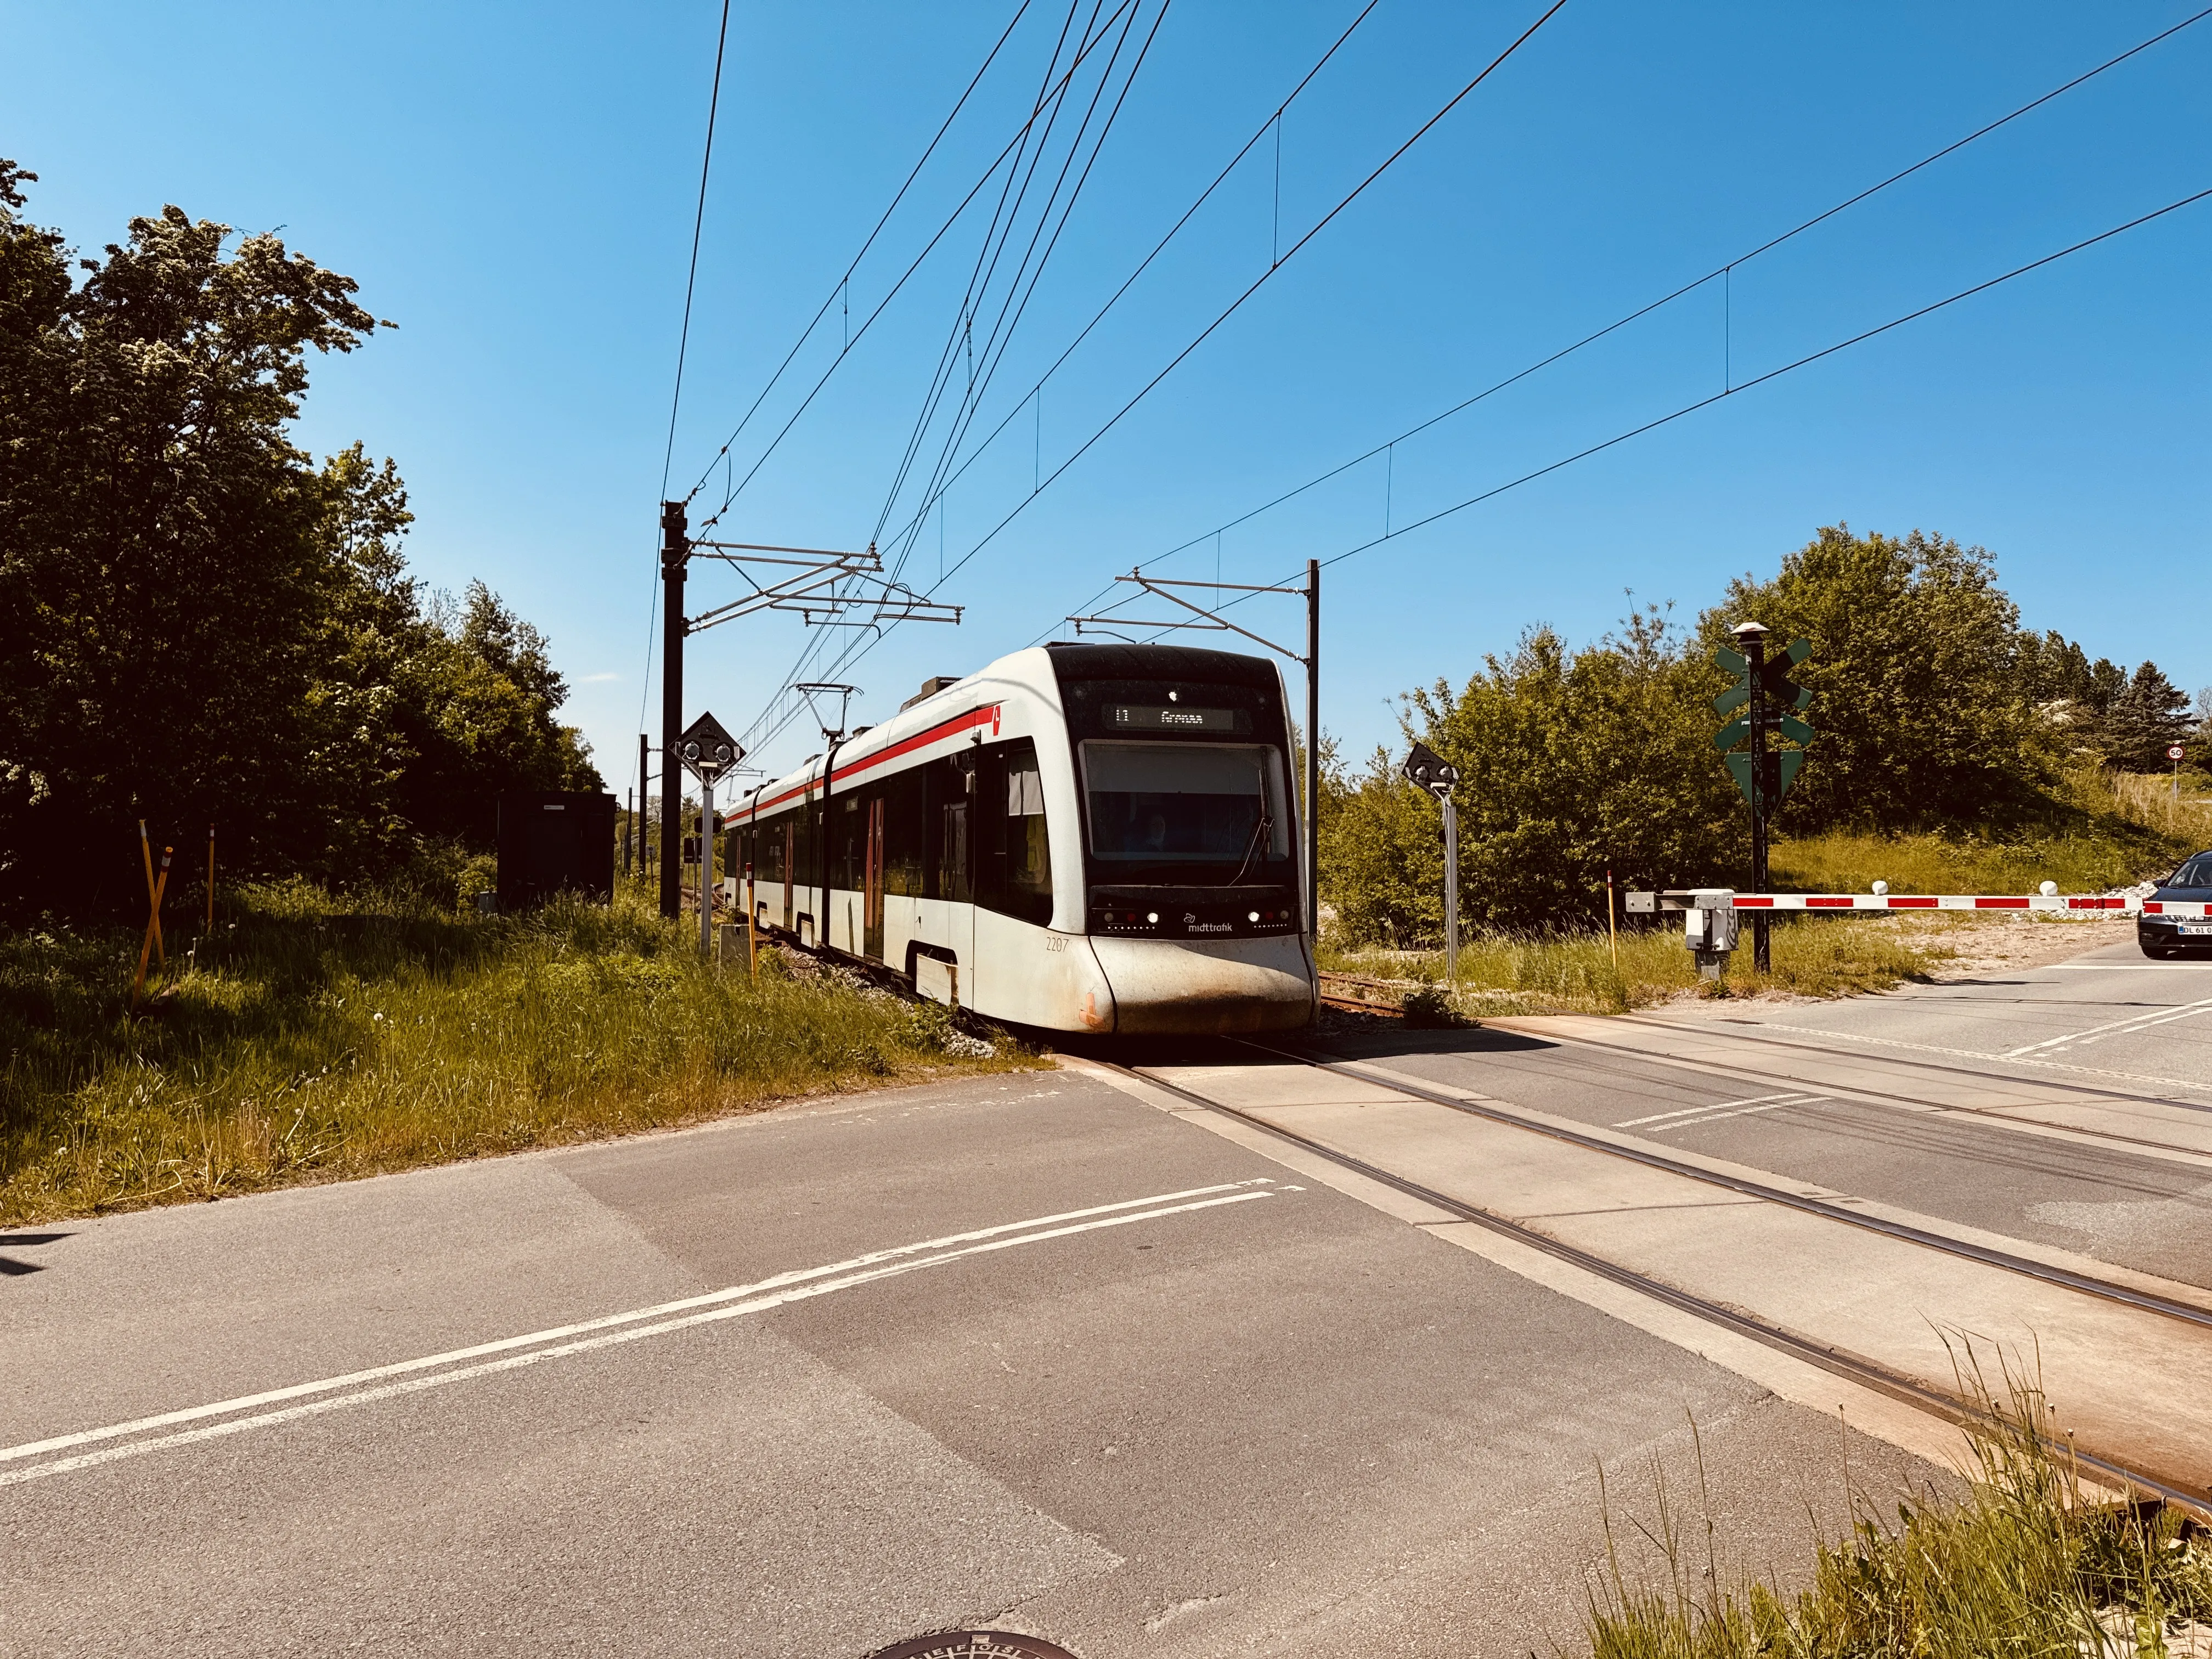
[
  {"x1": 1702, "y1": 526, "x2": 2056, "y2": 833},
  {"x1": 2103, "y1": 662, "x2": 2193, "y2": 773},
  {"x1": 0, "y1": 162, "x2": 597, "y2": 916},
  {"x1": 1321, "y1": 605, "x2": 1740, "y2": 941}
]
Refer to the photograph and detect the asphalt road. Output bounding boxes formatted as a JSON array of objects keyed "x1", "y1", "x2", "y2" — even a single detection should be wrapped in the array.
[
  {"x1": 21, "y1": 929, "x2": 2207, "y2": 1656},
  {"x1": 1712, "y1": 936, "x2": 2212, "y2": 1095},
  {"x1": 1328, "y1": 1000, "x2": 2212, "y2": 1294},
  {"x1": 3, "y1": 1070, "x2": 1940, "y2": 1659}
]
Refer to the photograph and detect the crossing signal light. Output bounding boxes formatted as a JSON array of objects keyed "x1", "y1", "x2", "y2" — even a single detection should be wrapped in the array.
[{"x1": 1713, "y1": 636, "x2": 1814, "y2": 807}]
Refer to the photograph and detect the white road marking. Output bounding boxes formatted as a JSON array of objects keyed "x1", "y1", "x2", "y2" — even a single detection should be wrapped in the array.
[
  {"x1": 1710, "y1": 1022, "x2": 2212, "y2": 1094},
  {"x1": 2004, "y1": 995, "x2": 2212, "y2": 1058},
  {"x1": 1614, "y1": 1092, "x2": 1807, "y2": 1128},
  {"x1": 0, "y1": 1181, "x2": 1280, "y2": 1485},
  {"x1": 1641, "y1": 1096, "x2": 1831, "y2": 1131}
]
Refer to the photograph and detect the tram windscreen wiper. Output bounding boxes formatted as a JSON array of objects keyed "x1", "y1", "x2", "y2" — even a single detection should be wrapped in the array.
[{"x1": 1223, "y1": 811, "x2": 1272, "y2": 886}]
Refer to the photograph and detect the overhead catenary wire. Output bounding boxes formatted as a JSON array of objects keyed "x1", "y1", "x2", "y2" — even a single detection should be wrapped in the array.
[
  {"x1": 741, "y1": 10, "x2": 2212, "y2": 778},
  {"x1": 866, "y1": 0, "x2": 1387, "y2": 581},
  {"x1": 687, "y1": 0, "x2": 1147, "y2": 529},
  {"x1": 736, "y1": 0, "x2": 1568, "y2": 759},
  {"x1": 876, "y1": 0, "x2": 1170, "y2": 581},
  {"x1": 736, "y1": 0, "x2": 1402, "y2": 751},
  {"x1": 1048, "y1": 0, "x2": 2212, "y2": 640},
  {"x1": 686, "y1": 1, "x2": 1038, "y2": 496},
  {"x1": 1118, "y1": 180, "x2": 2212, "y2": 660},
  {"x1": 1309, "y1": 183, "x2": 2212, "y2": 578},
  {"x1": 909, "y1": 0, "x2": 1572, "y2": 602},
  {"x1": 637, "y1": 0, "x2": 735, "y2": 820},
  {"x1": 870, "y1": 0, "x2": 1148, "y2": 567},
  {"x1": 741, "y1": 0, "x2": 1165, "y2": 749},
  {"x1": 727, "y1": 0, "x2": 1148, "y2": 750}
]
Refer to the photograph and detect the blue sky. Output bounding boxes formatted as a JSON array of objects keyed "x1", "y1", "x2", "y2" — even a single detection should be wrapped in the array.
[{"x1": 9, "y1": 1, "x2": 2208, "y2": 796}]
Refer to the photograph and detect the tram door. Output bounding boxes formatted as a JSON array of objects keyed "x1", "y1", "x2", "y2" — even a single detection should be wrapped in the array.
[
  {"x1": 781, "y1": 822, "x2": 794, "y2": 930},
  {"x1": 864, "y1": 798, "x2": 885, "y2": 961},
  {"x1": 937, "y1": 769, "x2": 974, "y2": 1005}
]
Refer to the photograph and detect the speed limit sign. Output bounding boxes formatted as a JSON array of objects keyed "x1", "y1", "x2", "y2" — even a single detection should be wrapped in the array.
[{"x1": 2172, "y1": 745, "x2": 2188, "y2": 761}]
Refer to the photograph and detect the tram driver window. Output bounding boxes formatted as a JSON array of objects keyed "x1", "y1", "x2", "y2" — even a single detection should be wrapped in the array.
[{"x1": 1081, "y1": 742, "x2": 1289, "y2": 877}]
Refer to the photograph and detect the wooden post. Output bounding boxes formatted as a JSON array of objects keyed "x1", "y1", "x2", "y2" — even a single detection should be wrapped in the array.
[
  {"x1": 1606, "y1": 866, "x2": 1619, "y2": 969},
  {"x1": 133, "y1": 846, "x2": 173, "y2": 1008},
  {"x1": 138, "y1": 820, "x2": 166, "y2": 968},
  {"x1": 206, "y1": 824, "x2": 216, "y2": 933}
]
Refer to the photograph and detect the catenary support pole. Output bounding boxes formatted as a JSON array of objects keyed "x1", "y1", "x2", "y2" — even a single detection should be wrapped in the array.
[
  {"x1": 698, "y1": 774, "x2": 714, "y2": 957},
  {"x1": 1745, "y1": 629, "x2": 1771, "y2": 974},
  {"x1": 1442, "y1": 794, "x2": 1458, "y2": 984},
  {"x1": 1306, "y1": 558, "x2": 1321, "y2": 947},
  {"x1": 659, "y1": 502, "x2": 687, "y2": 919},
  {"x1": 636, "y1": 732, "x2": 649, "y2": 876}
]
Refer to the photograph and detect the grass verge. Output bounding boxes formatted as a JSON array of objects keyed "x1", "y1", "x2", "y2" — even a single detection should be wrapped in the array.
[
  {"x1": 1773, "y1": 768, "x2": 2204, "y2": 896},
  {"x1": 1582, "y1": 1366, "x2": 2212, "y2": 1658},
  {"x1": 1322, "y1": 914, "x2": 1954, "y2": 1018},
  {"x1": 1, "y1": 882, "x2": 1030, "y2": 1225}
]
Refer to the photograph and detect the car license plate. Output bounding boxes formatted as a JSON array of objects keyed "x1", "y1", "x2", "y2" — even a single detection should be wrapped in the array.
[{"x1": 2181, "y1": 922, "x2": 2212, "y2": 936}]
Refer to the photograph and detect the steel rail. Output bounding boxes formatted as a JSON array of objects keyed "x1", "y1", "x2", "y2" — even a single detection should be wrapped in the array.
[
  {"x1": 1234, "y1": 1037, "x2": 2212, "y2": 1330},
  {"x1": 1097, "y1": 1052, "x2": 2212, "y2": 1514},
  {"x1": 1510, "y1": 1013, "x2": 2212, "y2": 1154}
]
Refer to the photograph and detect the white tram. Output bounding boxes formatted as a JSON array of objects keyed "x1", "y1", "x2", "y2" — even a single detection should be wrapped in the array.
[{"x1": 727, "y1": 643, "x2": 1317, "y2": 1034}]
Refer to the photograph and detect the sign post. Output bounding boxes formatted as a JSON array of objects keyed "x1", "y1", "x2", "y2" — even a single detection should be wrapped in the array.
[
  {"x1": 677, "y1": 712, "x2": 743, "y2": 958},
  {"x1": 1714, "y1": 623, "x2": 1813, "y2": 973},
  {"x1": 2172, "y1": 743, "x2": 2187, "y2": 803},
  {"x1": 1403, "y1": 741, "x2": 1462, "y2": 984}
]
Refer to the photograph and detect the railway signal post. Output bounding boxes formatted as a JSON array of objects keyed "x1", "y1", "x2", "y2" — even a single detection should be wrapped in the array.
[
  {"x1": 676, "y1": 710, "x2": 743, "y2": 957},
  {"x1": 1714, "y1": 622, "x2": 1814, "y2": 973},
  {"x1": 1403, "y1": 740, "x2": 1460, "y2": 983}
]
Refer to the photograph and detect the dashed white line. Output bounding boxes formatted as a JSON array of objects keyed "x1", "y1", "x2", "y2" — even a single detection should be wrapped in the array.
[
  {"x1": 2005, "y1": 995, "x2": 2212, "y2": 1058},
  {"x1": 1615, "y1": 1093, "x2": 1809, "y2": 1128},
  {"x1": 0, "y1": 1181, "x2": 1282, "y2": 1486}
]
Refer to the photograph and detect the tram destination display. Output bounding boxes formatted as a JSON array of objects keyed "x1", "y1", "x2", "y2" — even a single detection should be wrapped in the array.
[{"x1": 1106, "y1": 703, "x2": 1244, "y2": 732}]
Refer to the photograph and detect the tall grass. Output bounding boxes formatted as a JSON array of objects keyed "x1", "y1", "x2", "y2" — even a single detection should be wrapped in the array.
[
  {"x1": 1322, "y1": 916, "x2": 1949, "y2": 1018},
  {"x1": 1, "y1": 883, "x2": 1025, "y2": 1224},
  {"x1": 1581, "y1": 1363, "x2": 2212, "y2": 1658}
]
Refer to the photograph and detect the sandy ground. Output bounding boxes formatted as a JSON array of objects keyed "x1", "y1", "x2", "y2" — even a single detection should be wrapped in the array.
[{"x1": 1882, "y1": 911, "x2": 2140, "y2": 979}]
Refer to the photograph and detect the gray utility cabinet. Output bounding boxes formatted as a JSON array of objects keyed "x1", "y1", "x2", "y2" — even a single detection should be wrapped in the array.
[{"x1": 496, "y1": 792, "x2": 617, "y2": 912}]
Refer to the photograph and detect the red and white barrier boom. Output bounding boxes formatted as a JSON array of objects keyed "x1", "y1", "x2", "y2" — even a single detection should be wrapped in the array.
[
  {"x1": 1628, "y1": 889, "x2": 2144, "y2": 915},
  {"x1": 1733, "y1": 892, "x2": 2131, "y2": 912},
  {"x1": 2142, "y1": 900, "x2": 2212, "y2": 918}
]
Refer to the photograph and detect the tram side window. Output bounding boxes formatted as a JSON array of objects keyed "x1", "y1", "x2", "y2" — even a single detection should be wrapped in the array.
[
  {"x1": 794, "y1": 802, "x2": 815, "y2": 895},
  {"x1": 757, "y1": 815, "x2": 786, "y2": 886},
  {"x1": 836, "y1": 795, "x2": 865, "y2": 891},
  {"x1": 883, "y1": 766, "x2": 926, "y2": 896},
  {"x1": 929, "y1": 755, "x2": 973, "y2": 904},
  {"x1": 975, "y1": 738, "x2": 1052, "y2": 926}
]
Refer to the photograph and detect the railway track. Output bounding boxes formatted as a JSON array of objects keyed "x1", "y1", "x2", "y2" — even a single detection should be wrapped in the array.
[
  {"x1": 1091, "y1": 1040, "x2": 2212, "y2": 1513},
  {"x1": 1486, "y1": 1013, "x2": 2212, "y2": 1166}
]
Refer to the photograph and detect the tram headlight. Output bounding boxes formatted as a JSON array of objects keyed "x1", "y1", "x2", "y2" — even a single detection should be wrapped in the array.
[
  {"x1": 1146, "y1": 911, "x2": 1159, "y2": 924},
  {"x1": 1248, "y1": 911, "x2": 1260, "y2": 922}
]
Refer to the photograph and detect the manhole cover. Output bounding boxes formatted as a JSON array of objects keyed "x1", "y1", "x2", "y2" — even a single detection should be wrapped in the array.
[{"x1": 862, "y1": 1633, "x2": 1079, "y2": 1659}]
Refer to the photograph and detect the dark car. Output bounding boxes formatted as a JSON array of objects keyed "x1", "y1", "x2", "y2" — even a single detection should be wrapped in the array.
[{"x1": 2138, "y1": 850, "x2": 2212, "y2": 958}]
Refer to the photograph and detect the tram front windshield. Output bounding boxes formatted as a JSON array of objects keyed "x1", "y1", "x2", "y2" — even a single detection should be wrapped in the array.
[{"x1": 1082, "y1": 742, "x2": 1291, "y2": 881}]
